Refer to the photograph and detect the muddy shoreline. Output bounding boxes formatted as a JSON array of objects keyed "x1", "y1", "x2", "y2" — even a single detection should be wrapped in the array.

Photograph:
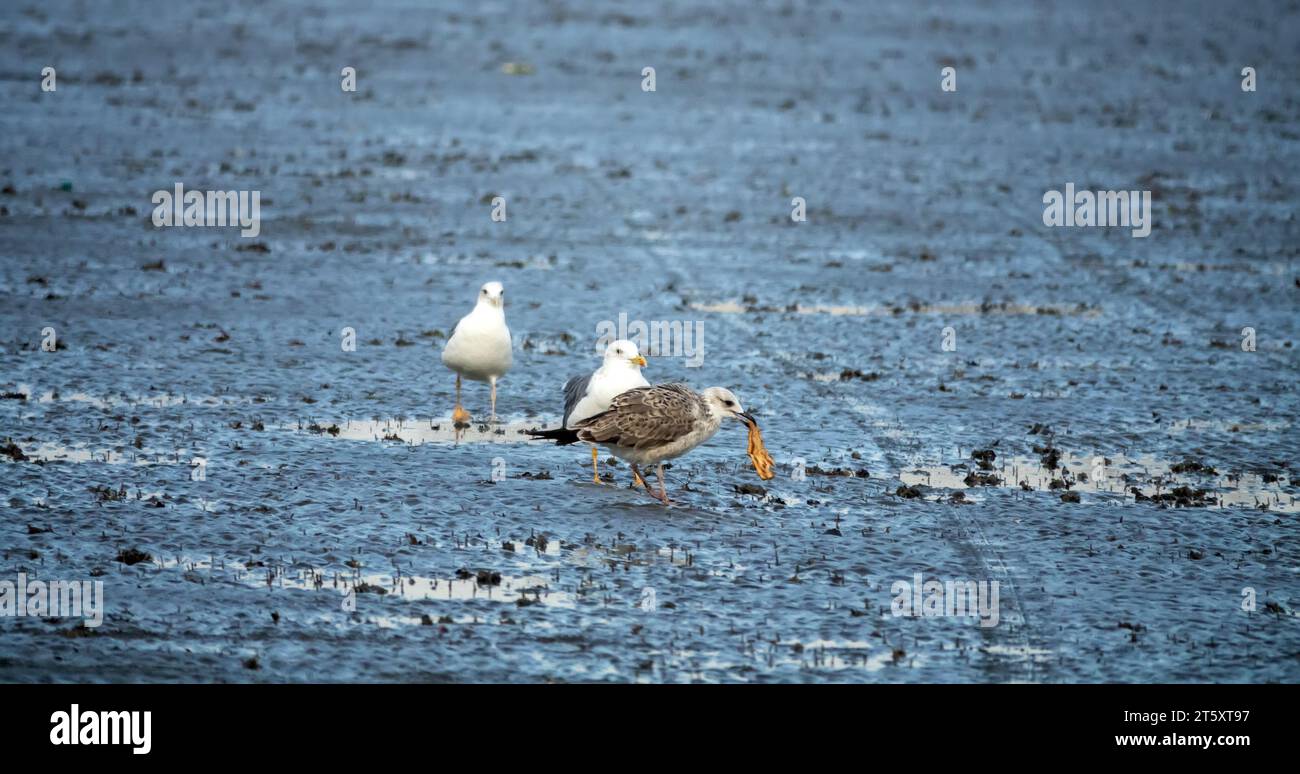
[{"x1": 1, "y1": 0, "x2": 1298, "y2": 682}]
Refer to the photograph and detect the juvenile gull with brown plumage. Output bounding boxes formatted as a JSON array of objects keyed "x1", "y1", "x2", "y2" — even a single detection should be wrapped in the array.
[{"x1": 570, "y1": 383, "x2": 755, "y2": 504}]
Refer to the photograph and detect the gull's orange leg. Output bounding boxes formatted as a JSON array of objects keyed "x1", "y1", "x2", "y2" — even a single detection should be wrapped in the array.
[
  {"x1": 630, "y1": 464, "x2": 655, "y2": 496},
  {"x1": 590, "y1": 446, "x2": 603, "y2": 484},
  {"x1": 452, "y1": 375, "x2": 471, "y2": 424}
]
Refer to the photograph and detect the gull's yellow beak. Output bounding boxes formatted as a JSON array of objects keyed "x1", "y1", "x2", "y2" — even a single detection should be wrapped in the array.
[{"x1": 630, "y1": 355, "x2": 647, "y2": 367}]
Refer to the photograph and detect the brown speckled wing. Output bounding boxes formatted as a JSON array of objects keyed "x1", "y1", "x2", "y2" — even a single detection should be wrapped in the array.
[{"x1": 574, "y1": 383, "x2": 702, "y2": 450}]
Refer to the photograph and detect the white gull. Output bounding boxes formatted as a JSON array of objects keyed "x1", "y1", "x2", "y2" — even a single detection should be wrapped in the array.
[
  {"x1": 440, "y1": 281, "x2": 512, "y2": 423},
  {"x1": 527, "y1": 339, "x2": 649, "y2": 483}
]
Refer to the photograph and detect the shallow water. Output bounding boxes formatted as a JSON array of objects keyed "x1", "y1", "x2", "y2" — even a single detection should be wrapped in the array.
[{"x1": 1, "y1": 0, "x2": 1298, "y2": 682}]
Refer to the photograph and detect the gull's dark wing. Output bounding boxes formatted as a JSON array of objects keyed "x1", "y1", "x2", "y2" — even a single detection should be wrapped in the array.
[{"x1": 561, "y1": 373, "x2": 592, "y2": 428}]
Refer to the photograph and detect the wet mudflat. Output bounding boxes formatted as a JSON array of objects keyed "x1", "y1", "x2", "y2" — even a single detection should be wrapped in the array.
[{"x1": 1, "y1": 1, "x2": 1298, "y2": 682}]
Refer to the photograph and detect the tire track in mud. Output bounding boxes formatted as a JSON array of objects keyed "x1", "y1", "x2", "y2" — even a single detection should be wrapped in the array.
[
  {"x1": 926, "y1": 213, "x2": 1133, "y2": 683},
  {"x1": 714, "y1": 309, "x2": 1047, "y2": 680},
  {"x1": 966, "y1": 206, "x2": 1281, "y2": 680},
  {"x1": 943, "y1": 505, "x2": 1044, "y2": 682}
]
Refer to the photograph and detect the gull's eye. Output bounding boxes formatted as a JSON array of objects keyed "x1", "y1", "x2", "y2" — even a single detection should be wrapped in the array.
[{"x1": 724, "y1": 399, "x2": 734, "y2": 407}]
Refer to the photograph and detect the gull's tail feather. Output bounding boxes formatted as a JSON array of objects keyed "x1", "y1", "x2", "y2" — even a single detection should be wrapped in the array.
[{"x1": 525, "y1": 426, "x2": 581, "y2": 445}]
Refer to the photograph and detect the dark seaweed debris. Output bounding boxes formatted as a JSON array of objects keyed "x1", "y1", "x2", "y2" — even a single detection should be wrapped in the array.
[
  {"x1": 1132, "y1": 486, "x2": 1212, "y2": 508},
  {"x1": 1, "y1": 438, "x2": 28, "y2": 461},
  {"x1": 91, "y1": 484, "x2": 128, "y2": 502},
  {"x1": 1170, "y1": 458, "x2": 1217, "y2": 475},
  {"x1": 115, "y1": 548, "x2": 152, "y2": 565},
  {"x1": 806, "y1": 465, "x2": 869, "y2": 478},
  {"x1": 1035, "y1": 445, "x2": 1062, "y2": 471},
  {"x1": 963, "y1": 471, "x2": 1001, "y2": 487}
]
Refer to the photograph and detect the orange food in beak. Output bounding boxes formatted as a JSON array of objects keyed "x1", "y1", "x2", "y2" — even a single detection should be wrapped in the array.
[{"x1": 746, "y1": 420, "x2": 775, "y2": 480}]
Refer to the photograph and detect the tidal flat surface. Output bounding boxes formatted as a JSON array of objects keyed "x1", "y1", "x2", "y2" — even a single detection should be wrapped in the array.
[{"x1": 1, "y1": 0, "x2": 1297, "y2": 682}]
